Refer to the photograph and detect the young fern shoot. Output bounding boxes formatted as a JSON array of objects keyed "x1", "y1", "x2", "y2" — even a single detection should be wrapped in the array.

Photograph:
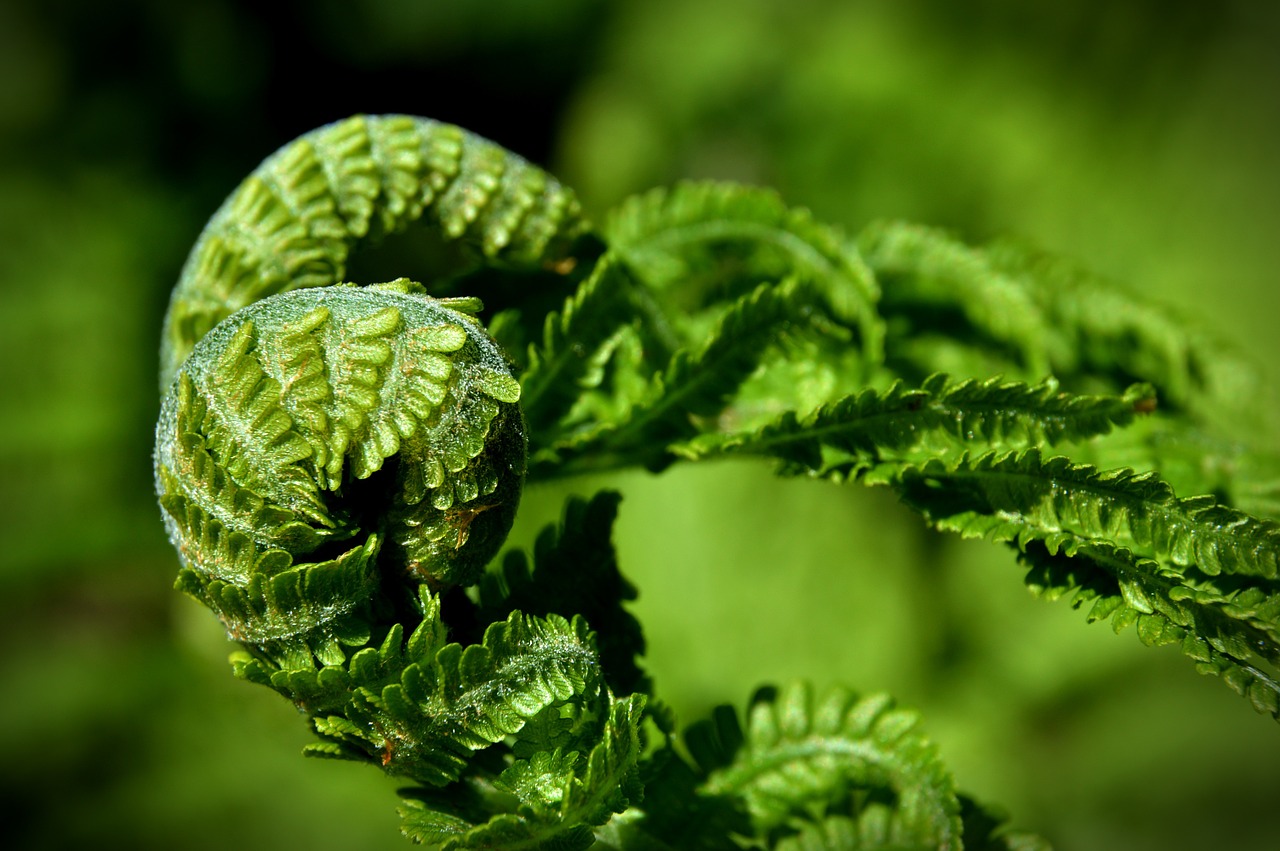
[{"x1": 155, "y1": 114, "x2": 1279, "y2": 849}]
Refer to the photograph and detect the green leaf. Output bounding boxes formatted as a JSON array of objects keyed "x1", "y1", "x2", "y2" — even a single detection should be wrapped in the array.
[
  {"x1": 699, "y1": 682, "x2": 964, "y2": 850},
  {"x1": 1019, "y1": 539, "x2": 1280, "y2": 721},
  {"x1": 479, "y1": 491, "x2": 648, "y2": 696},
  {"x1": 606, "y1": 181, "x2": 883, "y2": 363},
  {"x1": 674, "y1": 375, "x2": 1153, "y2": 472},
  {"x1": 535, "y1": 278, "x2": 816, "y2": 476},
  {"x1": 398, "y1": 693, "x2": 646, "y2": 849},
  {"x1": 161, "y1": 113, "x2": 589, "y2": 387},
  {"x1": 313, "y1": 596, "x2": 603, "y2": 786},
  {"x1": 860, "y1": 222, "x2": 1272, "y2": 442},
  {"x1": 520, "y1": 254, "x2": 647, "y2": 444},
  {"x1": 858, "y1": 448, "x2": 1280, "y2": 720},
  {"x1": 859, "y1": 221, "x2": 1053, "y2": 379},
  {"x1": 181, "y1": 533, "x2": 380, "y2": 669},
  {"x1": 883, "y1": 448, "x2": 1280, "y2": 580},
  {"x1": 981, "y1": 237, "x2": 1268, "y2": 430}
]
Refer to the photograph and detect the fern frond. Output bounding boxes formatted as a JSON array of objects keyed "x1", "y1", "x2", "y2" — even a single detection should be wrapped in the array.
[
  {"x1": 198, "y1": 320, "x2": 331, "y2": 522},
  {"x1": 235, "y1": 590, "x2": 450, "y2": 719},
  {"x1": 479, "y1": 492, "x2": 647, "y2": 696},
  {"x1": 860, "y1": 221, "x2": 1272, "y2": 440},
  {"x1": 534, "y1": 278, "x2": 815, "y2": 476},
  {"x1": 519, "y1": 254, "x2": 645, "y2": 443},
  {"x1": 983, "y1": 238, "x2": 1269, "y2": 429},
  {"x1": 858, "y1": 221, "x2": 1054, "y2": 379},
  {"x1": 605, "y1": 181, "x2": 883, "y2": 362},
  {"x1": 349, "y1": 612, "x2": 598, "y2": 785},
  {"x1": 399, "y1": 693, "x2": 645, "y2": 849},
  {"x1": 860, "y1": 449, "x2": 1280, "y2": 718},
  {"x1": 242, "y1": 588, "x2": 604, "y2": 787},
  {"x1": 155, "y1": 112, "x2": 1280, "y2": 849},
  {"x1": 882, "y1": 448, "x2": 1280, "y2": 580},
  {"x1": 627, "y1": 278, "x2": 812, "y2": 435},
  {"x1": 1017, "y1": 539, "x2": 1280, "y2": 720},
  {"x1": 156, "y1": 328, "x2": 337, "y2": 565},
  {"x1": 771, "y1": 808, "x2": 1052, "y2": 851},
  {"x1": 696, "y1": 682, "x2": 963, "y2": 850},
  {"x1": 674, "y1": 375, "x2": 1153, "y2": 471},
  {"x1": 156, "y1": 439, "x2": 338, "y2": 578},
  {"x1": 178, "y1": 534, "x2": 380, "y2": 669},
  {"x1": 161, "y1": 114, "x2": 588, "y2": 386},
  {"x1": 157, "y1": 285, "x2": 527, "y2": 618}
]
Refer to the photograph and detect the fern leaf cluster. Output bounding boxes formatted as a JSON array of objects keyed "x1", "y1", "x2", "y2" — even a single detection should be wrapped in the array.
[
  {"x1": 156, "y1": 115, "x2": 1279, "y2": 848},
  {"x1": 673, "y1": 375, "x2": 1152, "y2": 470},
  {"x1": 160, "y1": 114, "x2": 588, "y2": 387},
  {"x1": 698, "y1": 683, "x2": 964, "y2": 849},
  {"x1": 605, "y1": 182, "x2": 883, "y2": 362},
  {"x1": 477, "y1": 492, "x2": 648, "y2": 697}
]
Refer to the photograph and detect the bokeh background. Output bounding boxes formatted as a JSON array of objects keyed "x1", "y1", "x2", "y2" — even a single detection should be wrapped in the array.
[{"x1": 3, "y1": 1, "x2": 1279, "y2": 848}]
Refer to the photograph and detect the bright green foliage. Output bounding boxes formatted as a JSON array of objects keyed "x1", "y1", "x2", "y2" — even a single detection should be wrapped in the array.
[
  {"x1": 697, "y1": 683, "x2": 963, "y2": 849},
  {"x1": 880, "y1": 450, "x2": 1280, "y2": 580},
  {"x1": 518, "y1": 254, "x2": 645, "y2": 445},
  {"x1": 398, "y1": 693, "x2": 646, "y2": 849},
  {"x1": 156, "y1": 115, "x2": 1280, "y2": 848},
  {"x1": 672, "y1": 374, "x2": 1154, "y2": 470},
  {"x1": 477, "y1": 491, "x2": 648, "y2": 697},
  {"x1": 534, "y1": 277, "x2": 819, "y2": 476},
  {"x1": 160, "y1": 114, "x2": 589, "y2": 387},
  {"x1": 605, "y1": 182, "x2": 883, "y2": 362},
  {"x1": 237, "y1": 588, "x2": 607, "y2": 786}
]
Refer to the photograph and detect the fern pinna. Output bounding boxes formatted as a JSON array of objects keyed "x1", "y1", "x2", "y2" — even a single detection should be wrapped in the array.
[{"x1": 154, "y1": 114, "x2": 1279, "y2": 849}]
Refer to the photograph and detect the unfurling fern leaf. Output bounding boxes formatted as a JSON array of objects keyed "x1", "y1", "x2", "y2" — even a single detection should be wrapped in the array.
[
  {"x1": 155, "y1": 113, "x2": 1280, "y2": 850},
  {"x1": 694, "y1": 682, "x2": 965, "y2": 850},
  {"x1": 156, "y1": 116, "x2": 646, "y2": 849},
  {"x1": 605, "y1": 181, "x2": 883, "y2": 361},
  {"x1": 156, "y1": 284, "x2": 526, "y2": 610},
  {"x1": 673, "y1": 374, "x2": 1154, "y2": 471},
  {"x1": 160, "y1": 114, "x2": 588, "y2": 387}
]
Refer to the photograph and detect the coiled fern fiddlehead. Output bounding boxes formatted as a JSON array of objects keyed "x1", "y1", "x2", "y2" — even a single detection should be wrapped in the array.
[
  {"x1": 154, "y1": 116, "x2": 649, "y2": 844},
  {"x1": 156, "y1": 114, "x2": 587, "y2": 644}
]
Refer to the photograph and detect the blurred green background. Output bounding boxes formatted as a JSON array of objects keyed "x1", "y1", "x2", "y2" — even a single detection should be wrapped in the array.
[{"x1": 2, "y1": 1, "x2": 1278, "y2": 848}]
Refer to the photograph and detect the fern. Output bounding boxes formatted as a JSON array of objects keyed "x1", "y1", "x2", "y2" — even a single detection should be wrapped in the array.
[
  {"x1": 860, "y1": 221, "x2": 1275, "y2": 446},
  {"x1": 477, "y1": 491, "x2": 648, "y2": 697},
  {"x1": 518, "y1": 254, "x2": 645, "y2": 444},
  {"x1": 605, "y1": 181, "x2": 883, "y2": 363},
  {"x1": 532, "y1": 277, "x2": 819, "y2": 476},
  {"x1": 1018, "y1": 540, "x2": 1280, "y2": 719},
  {"x1": 155, "y1": 115, "x2": 1280, "y2": 849},
  {"x1": 693, "y1": 683, "x2": 963, "y2": 850},
  {"x1": 873, "y1": 451, "x2": 1280, "y2": 717},
  {"x1": 399, "y1": 694, "x2": 646, "y2": 850},
  {"x1": 161, "y1": 114, "x2": 588, "y2": 387},
  {"x1": 879, "y1": 449, "x2": 1280, "y2": 580},
  {"x1": 673, "y1": 374, "x2": 1154, "y2": 471}
]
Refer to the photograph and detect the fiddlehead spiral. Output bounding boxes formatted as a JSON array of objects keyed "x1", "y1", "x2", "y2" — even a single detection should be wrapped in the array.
[
  {"x1": 154, "y1": 117, "x2": 648, "y2": 845},
  {"x1": 160, "y1": 113, "x2": 588, "y2": 389},
  {"x1": 156, "y1": 114, "x2": 589, "y2": 651},
  {"x1": 155, "y1": 283, "x2": 526, "y2": 656}
]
